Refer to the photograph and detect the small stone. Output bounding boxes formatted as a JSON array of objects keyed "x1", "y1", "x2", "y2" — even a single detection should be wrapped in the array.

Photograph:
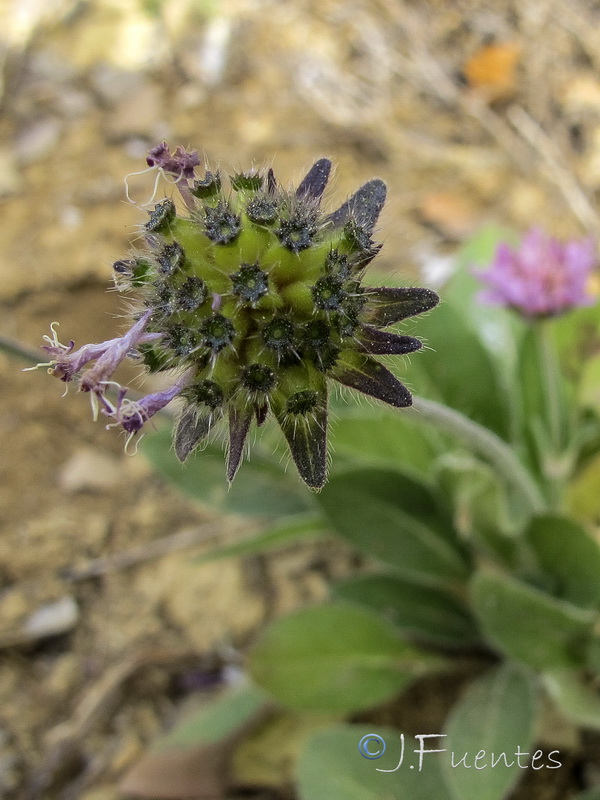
[
  {"x1": 59, "y1": 448, "x2": 124, "y2": 493},
  {"x1": 23, "y1": 596, "x2": 79, "y2": 639},
  {"x1": 104, "y1": 83, "x2": 167, "y2": 142},
  {"x1": 561, "y1": 74, "x2": 600, "y2": 114},
  {"x1": 0, "y1": 590, "x2": 29, "y2": 629},
  {"x1": 90, "y1": 64, "x2": 144, "y2": 104},
  {"x1": 179, "y1": 18, "x2": 233, "y2": 86},
  {"x1": 0, "y1": 749, "x2": 19, "y2": 794},
  {"x1": 56, "y1": 89, "x2": 93, "y2": 118},
  {"x1": 46, "y1": 653, "x2": 81, "y2": 696},
  {"x1": 14, "y1": 117, "x2": 62, "y2": 164}
]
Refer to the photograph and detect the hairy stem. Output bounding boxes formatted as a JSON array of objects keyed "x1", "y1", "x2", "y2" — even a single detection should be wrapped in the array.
[{"x1": 532, "y1": 320, "x2": 569, "y2": 510}]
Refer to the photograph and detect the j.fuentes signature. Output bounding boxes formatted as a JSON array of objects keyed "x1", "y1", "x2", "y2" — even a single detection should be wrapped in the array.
[{"x1": 358, "y1": 733, "x2": 562, "y2": 772}]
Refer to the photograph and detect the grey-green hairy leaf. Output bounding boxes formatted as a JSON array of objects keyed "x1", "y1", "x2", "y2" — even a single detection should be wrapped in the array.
[
  {"x1": 329, "y1": 410, "x2": 443, "y2": 478},
  {"x1": 298, "y1": 724, "x2": 453, "y2": 800},
  {"x1": 527, "y1": 515, "x2": 600, "y2": 608},
  {"x1": 141, "y1": 428, "x2": 309, "y2": 516},
  {"x1": 248, "y1": 603, "x2": 433, "y2": 713},
  {"x1": 399, "y1": 301, "x2": 510, "y2": 439},
  {"x1": 471, "y1": 571, "x2": 597, "y2": 669},
  {"x1": 333, "y1": 574, "x2": 480, "y2": 649},
  {"x1": 442, "y1": 664, "x2": 538, "y2": 800},
  {"x1": 543, "y1": 669, "x2": 600, "y2": 732},
  {"x1": 317, "y1": 468, "x2": 469, "y2": 588},
  {"x1": 435, "y1": 454, "x2": 523, "y2": 567},
  {"x1": 194, "y1": 515, "x2": 324, "y2": 563},
  {"x1": 151, "y1": 683, "x2": 270, "y2": 752}
]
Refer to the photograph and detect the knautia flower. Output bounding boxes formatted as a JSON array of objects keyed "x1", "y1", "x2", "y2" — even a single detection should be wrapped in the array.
[
  {"x1": 476, "y1": 227, "x2": 597, "y2": 318},
  {"x1": 33, "y1": 143, "x2": 439, "y2": 489}
]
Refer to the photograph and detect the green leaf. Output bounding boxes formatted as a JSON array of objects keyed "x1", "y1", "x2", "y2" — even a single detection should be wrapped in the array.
[
  {"x1": 543, "y1": 669, "x2": 600, "y2": 732},
  {"x1": 571, "y1": 788, "x2": 600, "y2": 800},
  {"x1": 399, "y1": 300, "x2": 511, "y2": 439},
  {"x1": 434, "y1": 454, "x2": 524, "y2": 567},
  {"x1": 442, "y1": 664, "x2": 538, "y2": 800},
  {"x1": 445, "y1": 225, "x2": 523, "y2": 362},
  {"x1": 439, "y1": 225, "x2": 525, "y2": 441},
  {"x1": 194, "y1": 515, "x2": 325, "y2": 563},
  {"x1": 317, "y1": 468, "x2": 469, "y2": 589},
  {"x1": 333, "y1": 574, "x2": 480, "y2": 649},
  {"x1": 471, "y1": 571, "x2": 596, "y2": 669},
  {"x1": 578, "y1": 352, "x2": 600, "y2": 415},
  {"x1": 151, "y1": 683, "x2": 270, "y2": 751},
  {"x1": 120, "y1": 683, "x2": 270, "y2": 798},
  {"x1": 297, "y1": 724, "x2": 453, "y2": 800},
  {"x1": 567, "y1": 450, "x2": 600, "y2": 523},
  {"x1": 329, "y1": 409, "x2": 444, "y2": 478},
  {"x1": 526, "y1": 515, "x2": 600, "y2": 608},
  {"x1": 140, "y1": 427, "x2": 310, "y2": 517},
  {"x1": 553, "y1": 298, "x2": 600, "y2": 384},
  {"x1": 248, "y1": 603, "x2": 432, "y2": 713}
]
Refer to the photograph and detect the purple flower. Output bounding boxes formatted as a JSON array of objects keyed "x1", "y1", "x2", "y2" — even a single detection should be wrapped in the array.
[
  {"x1": 29, "y1": 311, "x2": 172, "y2": 434},
  {"x1": 476, "y1": 228, "x2": 598, "y2": 318},
  {"x1": 33, "y1": 311, "x2": 161, "y2": 386},
  {"x1": 146, "y1": 142, "x2": 200, "y2": 179},
  {"x1": 78, "y1": 310, "x2": 156, "y2": 393},
  {"x1": 102, "y1": 380, "x2": 186, "y2": 434}
]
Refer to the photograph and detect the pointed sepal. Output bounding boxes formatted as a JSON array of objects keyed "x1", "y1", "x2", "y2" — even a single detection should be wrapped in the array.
[
  {"x1": 357, "y1": 325, "x2": 423, "y2": 355},
  {"x1": 275, "y1": 401, "x2": 328, "y2": 490},
  {"x1": 332, "y1": 352, "x2": 412, "y2": 408},
  {"x1": 327, "y1": 179, "x2": 387, "y2": 232},
  {"x1": 227, "y1": 404, "x2": 253, "y2": 483},
  {"x1": 174, "y1": 407, "x2": 221, "y2": 462},
  {"x1": 362, "y1": 286, "x2": 439, "y2": 327},
  {"x1": 271, "y1": 368, "x2": 329, "y2": 490},
  {"x1": 296, "y1": 158, "x2": 332, "y2": 202}
]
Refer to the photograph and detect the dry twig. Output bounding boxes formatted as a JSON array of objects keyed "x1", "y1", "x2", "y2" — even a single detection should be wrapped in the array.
[
  {"x1": 24, "y1": 647, "x2": 208, "y2": 800},
  {"x1": 507, "y1": 104, "x2": 600, "y2": 234},
  {"x1": 61, "y1": 520, "x2": 232, "y2": 581}
]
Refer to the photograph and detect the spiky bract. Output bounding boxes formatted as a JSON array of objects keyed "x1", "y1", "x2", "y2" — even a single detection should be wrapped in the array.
[{"x1": 36, "y1": 144, "x2": 439, "y2": 489}]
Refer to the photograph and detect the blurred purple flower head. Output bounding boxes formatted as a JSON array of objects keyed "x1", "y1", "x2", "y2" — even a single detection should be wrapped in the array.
[{"x1": 476, "y1": 227, "x2": 598, "y2": 318}]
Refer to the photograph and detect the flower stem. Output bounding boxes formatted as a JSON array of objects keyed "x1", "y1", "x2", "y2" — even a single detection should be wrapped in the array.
[
  {"x1": 531, "y1": 320, "x2": 572, "y2": 510},
  {"x1": 533, "y1": 320, "x2": 563, "y2": 452},
  {"x1": 410, "y1": 396, "x2": 546, "y2": 514},
  {"x1": 0, "y1": 335, "x2": 41, "y2": 364}
]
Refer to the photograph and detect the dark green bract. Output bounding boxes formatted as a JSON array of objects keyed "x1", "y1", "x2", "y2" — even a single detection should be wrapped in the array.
[{"x1": 130, "y1": 148, "x2": 438, "y2": 488}]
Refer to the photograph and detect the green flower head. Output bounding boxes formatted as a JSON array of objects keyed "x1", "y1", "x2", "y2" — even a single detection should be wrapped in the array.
[{"x1": 34, "y1": 143, "x2": 439, "y2": 489}]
